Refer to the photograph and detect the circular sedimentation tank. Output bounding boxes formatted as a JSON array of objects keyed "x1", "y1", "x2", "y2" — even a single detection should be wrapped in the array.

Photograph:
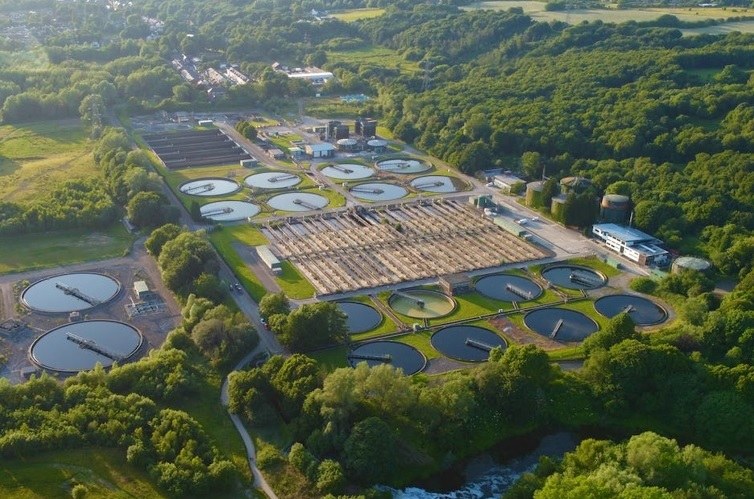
[
  {"x1": 475, "y1": 274, "x2": 543, "y2": 302},
  {"x1": 201, "y1": 200, "x2": 260, "y2": 221},
  {"x1": 410, "y1": 175, "x2": 457, "y2": 193},
  {"x1": 524, "y1": 308, "x2": 599, "y2": 342},
  {"x1": 672, "y1": 256, "x2": 711, "y2": 274},
  {"x1": 431, "y1": 325, "x2": 507, "y2": 362},
  {"x1": 21, "y1": 273, "x2": 120, "y2": 313},
  {"x1": 337, "y1": 301, "x2": 382, "y2": 334},
  {"x1": 178, "y1": 178, "x2": 241, "y2": 197},
  {"x1": 388, "y1": 290, "x2": 456, "y2": 319},
  {"x1": 321, "y1": 163, "x2": 375, "y2": 180},
  {"x1": 244, "y1": 171, "x2": 302, "y2": 189},
  {"x1": 375, "y1": 158, "x2": 431, "y2": 174},
  {"x1": 350, "y1": 182, "x2": 407, "y2": 202},
  {"x1": 267, "y1": 192, "x2": 329, "y2": 212},
  {"x1": 541, "y1": 265, "x2": 607, "y2": 290},
  {"x1": 347, "y1": 341, "x2": 426, "y2": 375},
  {"x1": 594, "y1": 294, "x2": 667, "y2": 326},
  {"x1": 29, "y1": 320, "x2": 143, "y2": 373}
]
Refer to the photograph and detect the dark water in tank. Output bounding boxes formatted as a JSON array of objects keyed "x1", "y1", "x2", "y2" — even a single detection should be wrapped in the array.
[
  {"x1": 524, "y1": 308, "x2": 599, "y2": 342},
  {"x1": 594, "y1": 294, "x2": 667, "y2": 325},
  {"x1": 475, "y1": 274, "x2": 543, "y2": 302},
  {"x1": 541, "y1": 265, "x2": 606, "y2": 290},
  {"x1": 431, "y1": 325, "x2": 507, "y2": 362},
  {"x1": 22, "y1": 273, "x2": 120, "y2": 313},
  {"x1": 31, "y1": 320, "x2": 142, "y2": 372},
  {"x1": 337, "y1": 301, "x2": 382, "y2": 334},
  {"x1": 347, "y1": 341, "x2": 425, "y2": 375}
]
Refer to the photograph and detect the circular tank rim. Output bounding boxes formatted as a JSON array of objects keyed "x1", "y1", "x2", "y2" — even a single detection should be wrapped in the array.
[
  {"x1": 374, "y1": 157, "x2": 432, "y2": 174},
  {"x1": 347, "y1": 340, "x2": 427, "y2": 375},
  {"x1": 243, "y1": 172, "x2": 303, "y2": 189},
  {"x1": 367, "y1": 139, "x2": 387, "y2": 147},
  {"x1": 177, "y1": 177, "x2": 242, "y2": 197},
  {"x1": 593, "y1": 294, "x2": 668, "y2": 326},
  {"x1": 474, "y1": 273, "x2": 544, "y2": 302},
  {"x1": 409, "y1": 175, "x2": 460, "y2": 193},
  {"x1": 430, "y1": 325, "x2": 507, "y2": 363},
  {"x1": 200, "y1": 200, "x2": 260, "y2": 221},
  {"x1": 388, "y1": 289, "x2": 457, "y2": 319},
  {"x1": 540, "y1": 264, "x2": 608, "y2": 289},
  {"x1": 29, "y1": 319, "x2": 144, "y2": 374},
  {"x1": 349, "y1": 181, "x2": 408, "y2": 201},
  {"x1": 20, "y1": 272, "x2": 122, "y2": 313},
  {"x1": 266, "y1": 192, "x2": 330, "y2": 211},
  {"x1": 337, "y1": 300, "x2": 384, "y2": 334},
  {"x1": 523, "y1": 307, "x2": 600, "y2": 342}
]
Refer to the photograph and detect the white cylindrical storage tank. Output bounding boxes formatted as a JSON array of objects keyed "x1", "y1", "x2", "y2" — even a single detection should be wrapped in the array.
[{"x1": 672, "y1": 256, "x2": 711, "y2": 274}]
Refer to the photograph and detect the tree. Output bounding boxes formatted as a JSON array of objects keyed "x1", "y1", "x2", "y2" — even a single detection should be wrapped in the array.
[
  {"x1": 145, "y1": 224, "x2": 184, "y2": 257},
  {"x1": 456, "y1": 141, "x2": 492, "y2": 174},
  {"x1": 273, "y1": 302, "x2": 347, "y2": 351},
  {"x1": 583, "y1": 313, "x2": 639, "y2": 354},
  {"x1": 79, "y1": 94, "x2": 105, "y2": 135},
  {"x1": 521, "y1": 151, "x2": 542, "y2": 178},
  {"x1": 343, "y1": 417, "x2": 397, "y2": 484},
  {"x1": 259, "y1": 292, "x2": 290, "y2": 320},
  {"x1": 127, "y1": 191, "x2": 169, "y2": 228},
  {"x1": 316, "y1": 459, "x2": 345, "y2": 494}
]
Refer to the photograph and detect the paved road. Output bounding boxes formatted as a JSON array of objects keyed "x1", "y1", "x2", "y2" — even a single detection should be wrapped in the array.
[{"x1": 221, "y1": 348, "x2": 279, "y2": 499}]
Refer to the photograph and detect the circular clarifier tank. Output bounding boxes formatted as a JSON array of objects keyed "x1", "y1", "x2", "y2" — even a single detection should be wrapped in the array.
[
  {"x1": 376, "y1": 158, "x2": 431, "y2": 174},
  {"x1": 201, "y1": 200, "x2": 260, "y2": 221},
  {"x1": 524, "y1": 308, "x2": 599, "y2": 342},
  {"x1": 30, "y1": 320, "x2": 143, "y2": 374},
  {"x1": 431, "y1": 325, "x2": 507, "y2": 362},
  {"x1": 410, "y1": 175, "x2": 457, "y2": 193},
  {"x1": 350, "y1": 182, "x2": 407, "y2": 202},
  {"x1": 541, "y1": 265, "x2": 607, "y2": 290},
  {"x1": 244, "y1": 171, "x2": 302, "y2": 189},
  {"x1": 21, "y1": 273, "x2": 121, "y2": 313},
  {"x1": 475, "y1": 274, "x2": 543, "y2": 302},
  {"x1": 389, "y1": 290, "x2": 456, "y2": 319},
  {"x1": 594, "y1": 294, "x2": 667, "y2": 326},
  {"x1": 178, "y1": 178, "x2": 240, "y2": 197},
  {"x1": 268, "y1": 192, "x2": 329, "y2": 212},
  {"x1": 322, "y1": 163, "x2": 375, "y2": 180},
  {"x1": 337, "y1": 301, "x2": 382, "y2": 334},
  {"x1": 347, "y1": 341, "x2": 426, "y2": 375}
]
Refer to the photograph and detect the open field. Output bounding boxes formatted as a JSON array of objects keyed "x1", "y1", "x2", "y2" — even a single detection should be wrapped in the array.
[
  {"x1": 0, "y1": 447, "x2": 165, "y2": 499},
  {"x1": 0, "y1": 48, "x2": 48, "y2": 68},
  {"x1": 0, "y1": 120, "x2": 98, "y2": 203},
  {"x1": 329, "y1": 8, "x2": 386, "y2": 21},
  {"x1": 327, "y1": 45, "x2": 420, "y2": 75},
  {"x1": 464, "y1": 1, "x2": 754, "y2": 27},
  {"x1": 0, "y1": 225, "x2": 134, "y2": 274}
]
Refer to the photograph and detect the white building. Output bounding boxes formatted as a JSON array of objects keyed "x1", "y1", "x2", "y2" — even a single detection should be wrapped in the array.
[
  {"x1": 493, "y1": 174, "x2": 525, "y2": 194},
  {"x1": 305, "y1": 143, "x2": 336, "y2": 158},
  {"x1": 257, "y1": 246, "x2": 282, "y2": 274},
  {"x1": 592, "y1": 223, "x2": 669, "y2": 266}
]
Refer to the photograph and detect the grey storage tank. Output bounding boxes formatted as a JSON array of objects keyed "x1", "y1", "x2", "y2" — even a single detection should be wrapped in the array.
[{"x1": 600, "y1": 194, "x2": 630, "y2": 224}]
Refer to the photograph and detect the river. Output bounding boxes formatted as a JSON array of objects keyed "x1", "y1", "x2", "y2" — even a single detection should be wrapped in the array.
[{"x1": 381, "y1": 432, "x2": 579, "y2": 499}]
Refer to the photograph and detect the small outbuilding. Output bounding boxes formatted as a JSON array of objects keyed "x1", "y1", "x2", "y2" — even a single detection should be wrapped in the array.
[
  {"x1": 305, "y1": 142, "x2": 336, "y2": 158},
  {"x1": 267, "y1": 148, "x2": 285, "y2": 160},
  {"x1": 134, "y1": 281, "x2": 150, "y2": 299},
  {"x1": 493, "y1": 174, "x2": 525, "y2": 194},
  {"x1": 439, "y1": 273, "x2": 473, "y2": 296}
]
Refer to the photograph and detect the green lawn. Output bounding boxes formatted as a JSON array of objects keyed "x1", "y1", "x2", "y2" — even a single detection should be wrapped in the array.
[
  {"x1": 392, "y1": 330, "x2": 442, "y2": 359},
  {"x1": 309, "y1": 345, "x2": 349, "y2": 370},
  {"x1": 0, "y1": 119, "x2": 98, "y2": 203},
  {"x1": 0, "y1": 447, "x2": 165, "y2": 499},
  {"x1": 428, "y1": 292, "x2": 511, "y2": 327},
  {"x1": 275, "y1": 261, "x2": 316, "y2": 300},
  {"x1": 209, "y1": 227, "x2": 268, "y2": 302},
  {"x1": 0, "y1": 225, "x2": 134, "y2": 274},
  {"x1": 327, "y1": 45, "x2": 420, "y2": 75},
  {"x1": 329, "y1": 8, "x2": 386, "y2": 21}
]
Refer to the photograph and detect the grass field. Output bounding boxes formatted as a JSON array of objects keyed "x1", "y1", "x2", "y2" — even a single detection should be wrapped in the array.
[
  {"x1": 0, "y1": 225, "x2": 134, "y2": 274},
  {"x1": 0, "y1": 447, "x2": 165, "y2": 499},
  {"x1": 209, "y1": 226, "x2": 268, "y2": 302},
  {"x1": 0, "y1": 120, "x2": 98, "y2": 203},
  {"x1": 275, "y1": 261, "x2": 316, "y2": 300},
  {"x1": 327, "y1": 45, "x2": 420, "y2": 75},
  {"x1": 329, "y1": 8, "x2": 386, "y2": 21},
  {"x1": 464, "y1": 1, "x2": 754, "y2": 27}
]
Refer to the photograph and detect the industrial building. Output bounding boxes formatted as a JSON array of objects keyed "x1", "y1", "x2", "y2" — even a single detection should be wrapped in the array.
[
  {"x1": 493, "y1": 174, "x2": 525, "y2": 194},
  {"x1": 267, "y1": 148, "x2": 285, "y2": 160},
  {"x1": 439, "y1": 273, "x2": 473, "y2": 296},
  {"x1": 305, "y1": 143, "x2": 336, "y2": 158},
  {"x1": 272, "y1": 63, "x2": 333, "y2": 85},
  {"x1": 592, "y1": 223, "x2": 669, "y2": 266},
  {"x1": 355, "y1": 118, "x2": 377, "y2": 137},
  {"x1": 256, "y1": 245, "x2": 282, "y2": 274}
]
